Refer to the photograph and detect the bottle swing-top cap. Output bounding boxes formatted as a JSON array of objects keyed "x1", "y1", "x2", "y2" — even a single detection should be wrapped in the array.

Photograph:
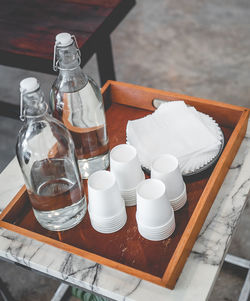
[
  {"x1": 53, "y1": 32, "x2": 81, "y2": 71},
  {"x1": 55, "y1": 32, "x2": 73, "y2": 47},
  {"x1": 20, "y1": 77, "x2": 40, "y2": 94},
  {"x1": 19, "y1": 77, "x2": 42, "y2": 121}
]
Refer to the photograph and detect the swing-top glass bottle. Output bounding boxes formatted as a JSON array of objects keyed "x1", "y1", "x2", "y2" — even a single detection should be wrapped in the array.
[
  {"x1": 50, "y1": 33, "x2": 110, "y2": 179},
  {"x1": 16, "y1": 77, "x2": 87, "y2": 231}
]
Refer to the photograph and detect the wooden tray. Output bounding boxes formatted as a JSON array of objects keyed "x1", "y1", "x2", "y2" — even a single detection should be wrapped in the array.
[{"x1": 0, "y1": 81, "x2": 249, "y2": 289}]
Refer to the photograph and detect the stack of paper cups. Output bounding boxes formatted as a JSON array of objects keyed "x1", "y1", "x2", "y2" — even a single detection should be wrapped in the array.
[
  {"x1": 110, "y1": 144, "x2": 145, "y2": 206},
  {"x1": 151, "y1": 154, "x2": 187, "y2": 211},
  {"x1": 136, "y1": 179, "x2": 175, "y2": 241},
  {"x1": 88, "y1": 170, "x2": 127, "y2": 233}
]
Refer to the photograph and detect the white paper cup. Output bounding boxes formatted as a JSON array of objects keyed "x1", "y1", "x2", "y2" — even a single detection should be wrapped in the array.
[
  {"x1": 136, "y1": 179, "x2": 173, "y2": 228},
  {"x1": 88, "y1": 170, "x2": 125, "y2": 219},
  {"x1": 110, "y1": 144, "x2": 145, "y2": 191},
  {"x1": 89, "y1": 206, "x2": 127, "y2": 234},
  {"x1": 136, "y1": 208, "x2": 175, "y2": 233},
  {"x1": 136, "y1": 208, "x2": 175, "y2": 241},
  {"x1": 120, "y1": 188, "x2": 137, "y2": 206},
  {"x1": 151, "y1": 154, "x2": 185, "y2": 200},
  {"x1": 170, "y1": 185, "x2": 187, "y2": 211}
]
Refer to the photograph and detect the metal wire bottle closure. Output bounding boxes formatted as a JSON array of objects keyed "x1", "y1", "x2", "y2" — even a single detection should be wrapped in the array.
[
  {"x1": 53, "y1": 35, "x2": 81, "y2": 72},
  {"x1": 19, "y1": 91, "x2": 25, "y2": 121}
]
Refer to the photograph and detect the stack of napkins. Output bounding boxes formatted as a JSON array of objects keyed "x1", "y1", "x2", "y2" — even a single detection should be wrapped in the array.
[{"x1": 126, "y1": 101, "x2": 223, "y2": 174}]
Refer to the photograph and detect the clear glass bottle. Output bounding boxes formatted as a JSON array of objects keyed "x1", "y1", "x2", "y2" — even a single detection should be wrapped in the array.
[
  {"x1": 50, "y1": 32, "x2": 109, "y2": 179},
  {"x1": 16, "y1": 77, "x2": 87, "y2": 231}
]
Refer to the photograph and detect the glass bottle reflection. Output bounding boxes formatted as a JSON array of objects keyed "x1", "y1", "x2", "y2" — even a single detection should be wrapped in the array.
[
  {"x1": 50, "y1": 32, "x2": 109, "y2": 179},
  {"x1": 16, "y1": 77, "x2": 86, "y2": 231}
]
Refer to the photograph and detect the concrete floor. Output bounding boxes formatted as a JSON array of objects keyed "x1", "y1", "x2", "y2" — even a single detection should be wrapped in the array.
[{"x1": 0, "y1": 0, "x2": 250, "y2": 300}]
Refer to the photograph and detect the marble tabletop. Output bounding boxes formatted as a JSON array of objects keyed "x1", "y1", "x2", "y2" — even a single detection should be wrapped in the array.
[{"x1": 0, "y1": 120, "x2": 249, "y2": 301}]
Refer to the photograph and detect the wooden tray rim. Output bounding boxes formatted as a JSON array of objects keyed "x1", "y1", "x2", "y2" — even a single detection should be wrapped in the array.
[{"x1": 0, "y1": 81, "x2": 249, "y2": 289}]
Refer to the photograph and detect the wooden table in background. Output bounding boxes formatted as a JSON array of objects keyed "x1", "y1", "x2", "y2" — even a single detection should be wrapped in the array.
[{"x1": 0, "y1": 0, "x2": 135, "y2": 118}]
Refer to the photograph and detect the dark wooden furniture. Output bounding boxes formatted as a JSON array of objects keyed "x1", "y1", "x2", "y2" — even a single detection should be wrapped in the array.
[{"x1": 0, "y1": 0, "x2": 135, "y2": 118}]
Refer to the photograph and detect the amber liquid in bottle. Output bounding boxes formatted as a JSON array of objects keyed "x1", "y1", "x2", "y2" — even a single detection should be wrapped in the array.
[{"x1": 69, "y1": 125, "x2": 109, "y2": 160}]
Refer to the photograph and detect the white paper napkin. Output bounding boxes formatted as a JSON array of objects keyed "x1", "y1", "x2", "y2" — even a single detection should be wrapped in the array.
[{"x1": 126, "y1": 101, "x2": 223, "y2": 174}]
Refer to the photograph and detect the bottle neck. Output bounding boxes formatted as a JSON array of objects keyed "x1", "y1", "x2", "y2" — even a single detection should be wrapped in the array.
[
  {"x1": 59, "y1": 64, "x2": 83, "y2": 76},
  {"x1": 56, "y1": 43, "x2": 81, "y2": 71},
  {"x1": 21, "y1": 89, "x2": 47, "y2": 121}
]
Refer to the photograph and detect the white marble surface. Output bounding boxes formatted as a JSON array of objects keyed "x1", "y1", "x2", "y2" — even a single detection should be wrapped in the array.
[{"x1": 0, "y1": 120, "x2": 250, "y2": 301}]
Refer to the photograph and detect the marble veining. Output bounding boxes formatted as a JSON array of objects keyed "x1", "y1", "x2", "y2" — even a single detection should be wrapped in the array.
[
  {"x1": 0, "y1": 121, "x2": 249, "y2": 300},
  {"x1": 193, "y1": 133, "x2": 250, "y2": 266}
]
